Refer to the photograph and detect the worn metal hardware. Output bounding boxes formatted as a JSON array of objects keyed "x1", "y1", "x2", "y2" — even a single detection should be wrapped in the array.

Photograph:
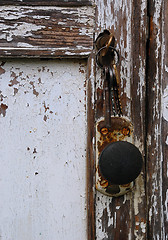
[
  {"x1": 96, "y1": 116, "x2": 137, "y2": 197},
  {"x1": 95, "y1": 29, "x2": 119, "y2": 68},
  {"x1": 95, "y1": 30, "x2": 143, "y2": 197},
  {"x1": 96, "y1": 46, "x2": 120, "y2": 68},
  {"x1": 99, "y1": 141, "x2": 143, "y2": 185}
]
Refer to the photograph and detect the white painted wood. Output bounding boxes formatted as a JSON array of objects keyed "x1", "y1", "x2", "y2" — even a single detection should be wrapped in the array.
[
  {"x1": 0, "y1": 59, "x2": 87, "y2": 240},
  {"x1": 0, "y1": 6, "x2": 94, "y2": 57}
]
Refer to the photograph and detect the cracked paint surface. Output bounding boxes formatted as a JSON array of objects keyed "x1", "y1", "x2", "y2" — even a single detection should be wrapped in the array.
[
  {"x1": 0, "y1": 59, "x2": 87, "y2": 240},
  {"x1": 0, "y1": 6, "x2": 94, "y2": 57}
]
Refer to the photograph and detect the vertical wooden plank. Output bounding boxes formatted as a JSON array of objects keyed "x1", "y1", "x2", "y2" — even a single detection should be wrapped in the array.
[
  {"x1": 94, "y1": 0, "x2": 147, "y2": 239},
  {"x1": 86, "y1": 53, "x2": 96, "y2": 240},
  {"x1": 147, "y1": 1, "x2": 168, "y2": 239}
]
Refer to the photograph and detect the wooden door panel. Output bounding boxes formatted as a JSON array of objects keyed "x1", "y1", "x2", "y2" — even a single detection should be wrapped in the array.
[{"x1": 0, "y1": 59, "x2": 87, "y2": 240}]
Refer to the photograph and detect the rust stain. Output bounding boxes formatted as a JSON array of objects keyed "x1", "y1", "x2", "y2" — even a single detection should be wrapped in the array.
[
  {"x1": 0, "y1": 91, "x2": 7, "y2": 102},
  {"x1": 0, "y1": 103, "x2": 8, "y2": 117},
  {"x1": 135, "y1": 215, "x2": 139, "y2": 222},
  {"x1": 100, "y1": 127, "x2": 109, "y2": 136},
  {"x1": 79, "y1": 61, "x2": 86, "y2": 74},
  {"x1": 43, "y1": 102, "x2": 49, "y2": 112},
  {"x1": 96, "y1": 117, "x2": 134, "y2": 197},
  {"x1": 33, "y1": 88, "x2": 39, "y2": 97},
  {"x1": 30, "y1": 81, "x2": 39, "y2": 97},
  {"x1": 100, "y1": 179, "x2": 108, "y2": 188},
  {"x1": 43, "y1": 115, "x2": 47, "y2": 122},
  {"x1": 121, "y1": 183, "x2": 130, "y2": 187},
  {"x1": 0, "y1": 67, "x2": 5, "y2": 75},
  {"x1": 9, "y1": 73, "x2": 19, "y2": 87},
  {"x1": 149, "y1": 16, "x2": 154, "y2": 42},
  {"x1": 0, "y1": 62, "x2": 6, "y2": 75},
  {"x1": 97, "y1": 117, "x2": 133, "y2": 154},
  {"x1": 122, "y1": 127, "x2": 130, "y2": 136},
  {"x1": 14, "y1": 88, "x2": 18, "y2": 96}
]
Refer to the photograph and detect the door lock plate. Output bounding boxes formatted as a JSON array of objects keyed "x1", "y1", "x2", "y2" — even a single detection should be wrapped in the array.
[{"x1": 96, "y1": 116, "x2": 134, "y2": 197}]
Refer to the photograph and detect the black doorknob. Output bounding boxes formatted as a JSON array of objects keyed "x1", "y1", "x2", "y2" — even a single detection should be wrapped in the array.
[{"x1": 99, "y1": 141, "x2": 143, "y2": 185}]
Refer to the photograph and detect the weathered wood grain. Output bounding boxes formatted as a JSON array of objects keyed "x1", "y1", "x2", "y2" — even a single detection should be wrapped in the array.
[
  {"x1": 86, "y1": 53, "x2": 96, "y2": 240},
  {"x1": 147, "y1": 1, "x2": 168, "y2": 239},
  {"x1": 94, "y1": 0, "x2": 147, "y2": 239},
  {"x1": 0, "y1": 6, "x2": 94, "y2": 58},
  {"x1": 0, "y1": 0, "x2": 93, "y2": 6}
]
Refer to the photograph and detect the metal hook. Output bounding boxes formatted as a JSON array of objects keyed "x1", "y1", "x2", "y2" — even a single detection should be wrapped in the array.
[{"x1": 96, "y1": 46, "x2": 120, "y2": 69}]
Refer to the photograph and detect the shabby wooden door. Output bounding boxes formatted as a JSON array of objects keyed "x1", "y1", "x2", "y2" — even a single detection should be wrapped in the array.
[{"x1": 0, "y1": 1, "x2": 168, "y2": 240}]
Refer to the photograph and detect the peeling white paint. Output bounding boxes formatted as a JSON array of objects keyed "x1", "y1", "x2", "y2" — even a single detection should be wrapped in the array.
[
  {"x1": 165, "y1": 65, "x2": 168, "y2": 73},
  {"x1": 0, "y1": 7, "x2": 34, "y2": 20},
  {"x1": 162, "y1": 86, "x2": 168, "y2": 122},
  {"x1": 147, "y1": 134, "x2": 152, "y2": 146},
  {"x1": 11, "y1": 23, "x2": 45, "y2": 42},
  {"x1": 165, "y1": 190, "x2": 168, "y2": 222},
  {"x1": 149, "y1": 207, "x2": 152, "y2": 223},
  {"x1": 0, "y1": 59, "x2": 87, "y2": 240},
  {"x1": 88, "y1": 56, "x2": 95, "y2": 106},
  {"x1": 17, "y1": 42, "x2": 34, "y2": 48},
  {"x1": 160, "y1": 7, "x2": 167, "y2": 238},
  {"x1": 133, "y1": 174, "x2": 146, "y2": 216},
  {"x1": 140, "y1": 222, "x2": 146, "y2": 233},
  {"x1": 0, "y1": 6, "x2": 94, "y2": 57},
  {"x1": 77, "y1": 7, "x2": 94, "y2": 26},
  {"x1": 166, "y1": 136, "x2": 168, "y2": 145}
]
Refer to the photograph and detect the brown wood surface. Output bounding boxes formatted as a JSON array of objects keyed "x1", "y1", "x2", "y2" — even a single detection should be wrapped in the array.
[
  {"x1": 147, "y1": 1, "x2": 168, "y2": 239},
  {"x1": 0, "y1": 6, "x2": 94, "y2": 58},
  {"x1": 93, "y1": 0, "x2": 148, "y2": 239},
  {"x1": 86, "y1": 54, "x2": 96, "y2": 240},
  {"x1": 0, "y1": 0, "x2": 93, "y2": 6}
]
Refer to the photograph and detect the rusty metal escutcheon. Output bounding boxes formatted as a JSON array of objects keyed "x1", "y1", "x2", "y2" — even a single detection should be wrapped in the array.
[{"x1": 96, "y1": 116, "x2": 134, "y2": 197}]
